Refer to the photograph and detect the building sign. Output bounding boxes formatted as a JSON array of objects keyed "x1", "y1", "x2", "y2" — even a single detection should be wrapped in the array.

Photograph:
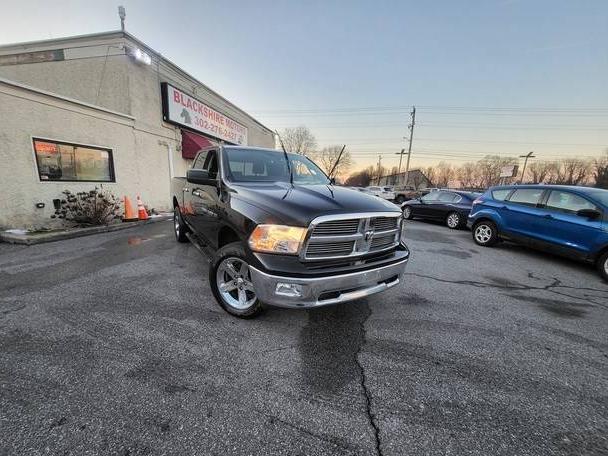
[
  {"x1": 500, "y1": 165, "x2": 519, "y2": 178},
  {"x1": 161, "y1": 83, "x2": 248, "y2": 145}
]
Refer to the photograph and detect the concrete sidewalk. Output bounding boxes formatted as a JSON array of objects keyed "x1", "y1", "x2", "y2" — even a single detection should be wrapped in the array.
[{"x1": 0, "y1": 213, "x2": 172, "y2": 245}]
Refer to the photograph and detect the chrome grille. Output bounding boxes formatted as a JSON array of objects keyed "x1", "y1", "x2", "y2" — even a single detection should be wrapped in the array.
[
  {"x1": 313, "y1": 219, "x2": 360, "y2": 236},
  {"x1": 372, "y1": 217, "x2": 398, "y2": 232},
  {"x1": 306, "y1": 240, "x2": 355, "y2": 258},
  {"x1": 370, "y1": 233, "x2": 397, "y2": 250},
  {"x1": 303, "y1": 213, "x2": 401, "y2": 260}
]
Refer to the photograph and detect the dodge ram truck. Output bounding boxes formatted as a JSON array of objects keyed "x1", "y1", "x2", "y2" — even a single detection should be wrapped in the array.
[{"x1": 172, "y1": 145, "x2": 409, "y2": 318}]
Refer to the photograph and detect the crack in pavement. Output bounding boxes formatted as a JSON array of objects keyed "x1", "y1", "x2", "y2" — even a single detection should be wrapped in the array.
[
  {"x1": 355, "y1": 302, "x2": 383, "y2": 456},
  {"x1": 404, "y1": 272, "x2": 608, "y2": 308}
]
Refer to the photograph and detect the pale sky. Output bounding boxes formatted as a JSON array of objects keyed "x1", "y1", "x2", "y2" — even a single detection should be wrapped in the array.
[{"x1": 1, "y1": 0, "x2": 606, "y2": 173}]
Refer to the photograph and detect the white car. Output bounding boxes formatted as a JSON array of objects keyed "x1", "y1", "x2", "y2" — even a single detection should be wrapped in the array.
[{"x1": 365, "y1": 186, "x2": 396, "y2": 201}]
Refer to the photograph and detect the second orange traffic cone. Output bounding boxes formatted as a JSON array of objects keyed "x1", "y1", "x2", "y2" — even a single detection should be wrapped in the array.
[
  {"x1": 136, "y1": 195, "x2": 149, "y2": 221},
  {"x1": 122, "y1": 196, "x2": 138, "y2": 222}
]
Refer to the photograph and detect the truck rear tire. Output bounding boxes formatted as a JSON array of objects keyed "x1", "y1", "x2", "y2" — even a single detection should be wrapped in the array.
[
  {"x1": 209, "y1": 242, "x2": 263, "y2": 318},
  {"x1": 174, "y1": 206, "x2": 189, "y2": 243}
]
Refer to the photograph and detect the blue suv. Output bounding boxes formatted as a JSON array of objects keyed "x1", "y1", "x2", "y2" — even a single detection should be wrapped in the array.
[{"x1": 468, "y1": 185, "x2": 608, "y2": 281}]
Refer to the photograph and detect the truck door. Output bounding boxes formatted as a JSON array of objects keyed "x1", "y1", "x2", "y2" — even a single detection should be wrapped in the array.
[
  {"x1": 189, "y1": 149, "x2": 220, "y2": 246},
  {"x1": 182, "y1": 151, "x2": 208, "y2": 228}
]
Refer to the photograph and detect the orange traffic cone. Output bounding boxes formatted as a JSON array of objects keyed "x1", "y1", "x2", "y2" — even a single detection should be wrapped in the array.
[
  {"x1": 122, "y1": 196, "x2": 138, "y2": 222},
  {"x1": 136, "y1": 195, "x2": 149, "y2": 221}
]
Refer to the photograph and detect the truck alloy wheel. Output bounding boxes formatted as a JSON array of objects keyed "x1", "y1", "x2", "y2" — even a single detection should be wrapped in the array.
[
  {"x1": 403, "y1": 206, "x2": 413, "y2": 220},
  {"x1": 209, "y1": 242, "x2": 263, "y2": 318},
  {"x1": 174, "y1": 207, "x2": 189, "y2": 243},
  {"x1": 446, "y1": 212, "x2": 461, "y2": 229},
  {"x1": 216, "y1": 257, "x2": 257, "y2": 310}
]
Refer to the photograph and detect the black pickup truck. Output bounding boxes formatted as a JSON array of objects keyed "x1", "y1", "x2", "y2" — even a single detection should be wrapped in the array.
[{"x1": 172, "y1": 145, "x2": 409, "y2": 318}]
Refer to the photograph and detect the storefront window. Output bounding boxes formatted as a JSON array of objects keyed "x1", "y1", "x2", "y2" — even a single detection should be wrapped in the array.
[{"x1": 33, "y1": 139, "x2": 115, "y2": 182}]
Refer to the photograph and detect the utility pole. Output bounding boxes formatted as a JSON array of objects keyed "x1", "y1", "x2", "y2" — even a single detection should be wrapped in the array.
[
  {"x1": 519, "y1": 151, "x2": 535, "y2": 184},
  {"x1": 394, "y1": 107, "x2": 416, "y2": 187},
  {"x1": 376, "y1": 155, "x2": 383, "y2": 185}
]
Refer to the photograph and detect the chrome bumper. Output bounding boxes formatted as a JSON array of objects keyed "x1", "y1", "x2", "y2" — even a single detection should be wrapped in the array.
[{"x1": 249, "y1": 256, "x2": 408, "y2": 309}]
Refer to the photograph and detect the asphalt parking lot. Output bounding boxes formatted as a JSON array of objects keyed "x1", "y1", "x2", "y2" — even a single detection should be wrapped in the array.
[{"x1": 1, "y1": 220, "x2": 607, "y2": 456}]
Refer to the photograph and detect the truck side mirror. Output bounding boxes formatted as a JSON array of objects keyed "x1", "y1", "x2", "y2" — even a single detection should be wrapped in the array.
[{"x1": 186, "y1": 169, "x2": 216, "y2": 186}]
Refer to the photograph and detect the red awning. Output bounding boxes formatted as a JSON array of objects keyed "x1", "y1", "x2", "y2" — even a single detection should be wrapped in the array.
[{"x1": 181, "y1": 130, "x2": 215, "y2": 159}]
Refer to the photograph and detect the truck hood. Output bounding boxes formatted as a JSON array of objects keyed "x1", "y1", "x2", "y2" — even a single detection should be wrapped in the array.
[{"x1": 230, "y1": 182, "x2": 400, "y2": 227}]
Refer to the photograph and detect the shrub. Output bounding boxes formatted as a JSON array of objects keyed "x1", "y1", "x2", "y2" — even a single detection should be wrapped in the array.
[{"x1": 51, "y1": 187, "x2": 121, "y2": 226}]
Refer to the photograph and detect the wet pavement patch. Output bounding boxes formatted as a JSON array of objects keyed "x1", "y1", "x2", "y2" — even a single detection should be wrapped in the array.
[{"x1": 426, "y1": 248, "x2": 472, "y2": 259}]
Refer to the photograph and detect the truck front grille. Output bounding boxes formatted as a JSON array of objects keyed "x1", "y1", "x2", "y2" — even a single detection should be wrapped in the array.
[
  {"x1": 373, "y1": 217, "x2": 398, "y2": 232},
  {"x1": 302, "y1": 213, "x2": 401, "y2": 260},
  {"x1": 370, "y1": 233, "x2": 397, "y2": 250},
  {"x1": 306, "y1": 240, "x2": 355, "y2": 258},
  {"x1": 312, "y1": 219, "x2": 360, "y2": 236}
]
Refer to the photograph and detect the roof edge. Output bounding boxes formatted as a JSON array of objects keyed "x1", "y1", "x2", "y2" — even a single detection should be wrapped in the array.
[{"x1": 0, "y1": 30, "x2": 274, "y2": 134}]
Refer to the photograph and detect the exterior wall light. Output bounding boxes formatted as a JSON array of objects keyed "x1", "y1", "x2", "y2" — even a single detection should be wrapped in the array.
[{"x1": 127, "y1": 47, "x2": 152, "y2": 65}]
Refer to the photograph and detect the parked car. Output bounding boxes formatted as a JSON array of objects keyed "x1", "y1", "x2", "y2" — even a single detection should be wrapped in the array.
[
  {"x1": 468, "y1": 185, "x2": 608, "y2": 281},
  {"x1": 172, "y1": 145, "x2": 409, "y2": 317},
  {"x1": 402, "y1": 190, "x2": 480, "y2": 229},
  {"x1": 366, "y1": 186, "x2": 396, "y2": 201}
]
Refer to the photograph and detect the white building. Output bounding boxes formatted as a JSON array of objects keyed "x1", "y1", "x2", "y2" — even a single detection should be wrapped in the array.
[{"x1": 0, "y1": 30, "x2": 274, "y2": 229}]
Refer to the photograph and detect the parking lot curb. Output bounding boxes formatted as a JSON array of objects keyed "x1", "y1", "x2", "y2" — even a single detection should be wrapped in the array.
[{"x1": 0, "y1": 215, "x2": 172, "y2": 246}]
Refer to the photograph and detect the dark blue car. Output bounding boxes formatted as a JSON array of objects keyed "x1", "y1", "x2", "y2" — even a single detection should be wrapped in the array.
[
  {"x1": 468, "y1": 185, "x2": 608, "y2": 281},
  {"x1": 402, "y1": 190, "x2": 480, "y2": 229}
]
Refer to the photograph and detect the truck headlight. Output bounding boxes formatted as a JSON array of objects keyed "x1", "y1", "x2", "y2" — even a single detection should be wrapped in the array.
[{"x1": 248, "y1": 225, "x2": 307, "y2": 255}]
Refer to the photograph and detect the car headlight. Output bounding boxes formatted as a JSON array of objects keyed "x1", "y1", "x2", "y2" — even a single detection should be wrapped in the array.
[{"x1": 248, "y1": 224, "x2": 307, "y2": 255}]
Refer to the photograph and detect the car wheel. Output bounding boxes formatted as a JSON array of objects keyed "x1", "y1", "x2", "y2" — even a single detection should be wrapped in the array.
[
  {"x1": 403, "y1": 206, "x2": 414, "y2": 220},
  {"x1": 472, "y1": 221, "x2": 499, "y2": 247},
  {"x1": 209, "y1": 242, "x2": 263, "y2": 318},
  {"x1": 597, "y1": 251, "x2": 608, "y2": 282},
  {"x1": 446, "y1": 212, "x2": 463, "y2": 229},
  {"x1": 174, "y1": 206, "x2": 189, "y2": 243},
  {"x1": 396, "y1": 195, "x2": 406, "y2": 204}
]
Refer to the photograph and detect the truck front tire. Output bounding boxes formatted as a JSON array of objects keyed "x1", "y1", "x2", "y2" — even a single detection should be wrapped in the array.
[{"x1": 209, "y1": 242, "x2": 263, "y2": 318}]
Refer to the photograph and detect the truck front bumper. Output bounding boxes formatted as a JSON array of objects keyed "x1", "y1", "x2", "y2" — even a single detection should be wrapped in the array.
[{"x1": 249, "y1": 251, "x2": 409, "y2": 309}]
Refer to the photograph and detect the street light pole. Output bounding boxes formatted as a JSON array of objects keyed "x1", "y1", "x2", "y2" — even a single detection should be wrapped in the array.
[{"x1": 519, "y1": 151, "x2": 535, "y2": 184}]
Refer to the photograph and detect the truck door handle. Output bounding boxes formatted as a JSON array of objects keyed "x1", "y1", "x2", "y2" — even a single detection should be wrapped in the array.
[{"x1": 192, "y1": 190, "x2": 202, "y2": 197}]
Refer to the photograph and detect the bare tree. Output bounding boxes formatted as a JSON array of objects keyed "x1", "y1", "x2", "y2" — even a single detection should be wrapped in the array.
[
  {"x1": 476, "y1": 155, "x2": 517, "y2": 188},
  {"x1": 555, "y1": 159, "x2": 591, "y2": 185},
  {"x1": 423, "y1": 166, "x2": 437, "y2": 187},
  {"x1": 593, "y1": 150, "x2": 608, "y2": 189},
  {"x1": 457, "y1": 162, "x2": 480, "y2": 189},
  {"x1": 280, "y1": 126, "x2": 317, "y2": 155},
  {"x1": 313, "y1": 145, "x2": 353, "y2": 179},
  {"x1": 434, "y1": 162, "x2": 454, "y2": 188},
  {"x1": 527, "y1": 161, "x2": 555, "y2": 184}
]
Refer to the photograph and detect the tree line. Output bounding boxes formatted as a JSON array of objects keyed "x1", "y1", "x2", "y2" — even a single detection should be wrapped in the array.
[
  {"x1": 423, "y1": 152, "x2": 608, "y2": 189},
  {"x1": 344, "y1": 152, "x2": 608, "y2": 190}
]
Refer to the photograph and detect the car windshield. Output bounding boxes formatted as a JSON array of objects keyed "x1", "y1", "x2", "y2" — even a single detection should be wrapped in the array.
[{"x1": 223, "y1": 148, "x2": 330, "y2": 185}]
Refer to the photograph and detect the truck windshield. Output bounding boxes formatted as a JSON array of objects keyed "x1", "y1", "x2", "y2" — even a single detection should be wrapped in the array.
[{"x1": 223, "y1": 148, "x2": 330, "y2": 185}]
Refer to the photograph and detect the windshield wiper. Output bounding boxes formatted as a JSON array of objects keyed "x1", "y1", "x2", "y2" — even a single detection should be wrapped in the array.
[{"x1": 275, "y1": 130, "x2": 293, "y2": 186}]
